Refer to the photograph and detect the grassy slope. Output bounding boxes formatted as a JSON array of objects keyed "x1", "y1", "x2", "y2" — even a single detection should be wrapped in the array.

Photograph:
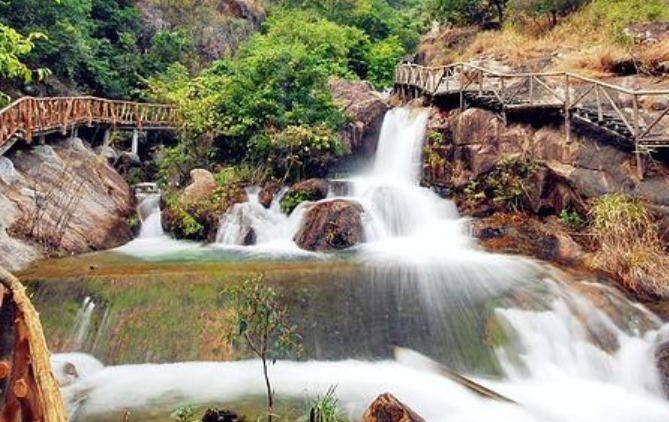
[{"x1": 419, "y1": 0, "x2": 669, "y2": 77}]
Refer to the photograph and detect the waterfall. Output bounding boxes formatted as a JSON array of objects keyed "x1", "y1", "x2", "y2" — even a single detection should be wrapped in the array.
[
  {"x1": 68, "y1": 297, "x2": 96, "y2": 350},
  {"x1": 52, "y1": 107, "x2": 669, "y2": 422},
  {"x1": 215, "y1": 188, "x2": 312, "y2": 252},
  {"x1": 137, "y1": 194, "x2": 164, "y2": 239}
]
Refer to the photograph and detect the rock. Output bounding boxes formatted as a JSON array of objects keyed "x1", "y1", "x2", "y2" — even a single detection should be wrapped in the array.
[
  {"x1": 294, "y1": 200, "x2": 365, "y2": 251},
  {"x1": 201, "y1": 409, "x2": 245, "y2": 422},
  {"x1": 181, "y1": 169, "x2": 217, "y2": 205},
  {"x1": 95, "y1": 145, "x2": 119, "y2": 163},
  {"x1": 656, "y1": 341, "x2": 669, "y2": 400},
  {"x1": 0, "y1": 157, "x2": 18, "y2": 185},
  {"x1": 0, "y1": 139, "x2": 133, "y2": 266},
  {"x1": 362, "y1": 393, "x2": 426, "y2": 422},
  {"x1": 472, "y1": 214, "x2": 585, "y2": 265},
  {"x1": 280, "y1": 178, "x2": 329, "y2": 215},
  {"x1": 330, "y1": 78, "x2": 389, "y2": 155},
  {"x1": 258, "y1": 182, "x2": 281, "y2": 208},
  {"x1": 624, "y1": 22, "x2": 669, "y2": 44}
]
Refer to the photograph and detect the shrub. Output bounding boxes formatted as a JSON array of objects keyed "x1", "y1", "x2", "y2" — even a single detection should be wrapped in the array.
[
  {"x1": 590, "y1": 193, "x2": 669, "y2": 297},
  {"x1": 307, "y1": 386, "x2": 348, "y2": 422},
  {"x1": 559, "y1": 208, "x2": 586, "y2": 230},
  {"x1": 466, "y1": 157, "x2": 538, "y2": 211}
]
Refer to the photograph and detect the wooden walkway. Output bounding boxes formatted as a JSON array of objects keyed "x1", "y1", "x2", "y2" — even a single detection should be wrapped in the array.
[
  {"x1": 395, "y1": 63, "x2": 669, "y2": 176},
  {"x1": 0, "y1": 96, "x2": 178, "y2": 154}
]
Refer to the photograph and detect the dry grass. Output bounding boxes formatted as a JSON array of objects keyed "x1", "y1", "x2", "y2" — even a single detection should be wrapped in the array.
[
  {"x1": 551, "y1": 45, "x2": 630, "y2": 77},
  {"x1": 436, "y1": 0, "x2": 669, "y2": 76},
  {"x1": 590, "y1": 193, "x2": 669, "y2": 297}
]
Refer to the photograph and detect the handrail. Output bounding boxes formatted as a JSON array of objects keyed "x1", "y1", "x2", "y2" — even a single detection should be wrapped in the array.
[
  {"x1": 0, "y1": 96, "x2": 179, "y2": 151},
  {"x1": 395, "y1": 61, "x2": 669, "y2": 179}
]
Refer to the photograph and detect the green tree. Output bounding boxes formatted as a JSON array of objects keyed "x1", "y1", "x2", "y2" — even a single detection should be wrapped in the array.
[
  {"x1": 0, "y1": 24, "x2": 49, "y2": 105},
  {"x1": 509, "y1": 0, "x2": 585, "y2": 26},
  {"x1": 223, "y1": 275, "x2": 301, "y2": 422}
]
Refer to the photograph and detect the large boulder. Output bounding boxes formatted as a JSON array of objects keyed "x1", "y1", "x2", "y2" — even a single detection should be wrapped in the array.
[
  {"x1": 180, "y1": 169, "x2": 217, "y2": 205},
  {"x1": 0, "y1": 139, "x2": 134, "y2": 270},
  {"x1": 294, "y1": 200, "x2": 365, "y2": 251},
  {"x1": 362, "y1": 393, "x2": 426, "y2": 422},
  {"x1": 330, "y1": 79, "x2": 389, "y2": 155},
  {"x1": 624, "y1": 22, "x2": 669, "y2": 44},
  {"x1": 280, "y1": 178, "x2": 329, "y2": 215}
]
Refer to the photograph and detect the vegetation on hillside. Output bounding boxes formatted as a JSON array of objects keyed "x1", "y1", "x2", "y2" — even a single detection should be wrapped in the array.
[
  {"x1": 590, "y1": 193, "x2": 669, "y2": 298},
  {"x1": 149, "y1": 0, "x2": 424, "y2": 184},
  {"x1": 422, "y1": 0, "x2": 669, "y2": 75}
]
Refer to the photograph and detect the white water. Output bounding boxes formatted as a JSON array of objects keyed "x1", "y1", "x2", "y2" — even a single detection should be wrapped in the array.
[
  {"x1": 57, "y1": 108, "x2": 669, "y2": 421},
  {"x1": 137, "y1": 194, "x2": 164, "y2": 239},
  {"x1": 68, "y1": 297, "x2": 96, "y2": 350},
  {"x1": 116, "y1": 192, "x2": 201, "y2": 255}
]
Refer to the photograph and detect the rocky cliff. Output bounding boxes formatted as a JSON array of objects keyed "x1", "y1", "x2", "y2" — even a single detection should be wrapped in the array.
[{"x1": 0, "y1": 138, "x2": 134, "y2": 271}]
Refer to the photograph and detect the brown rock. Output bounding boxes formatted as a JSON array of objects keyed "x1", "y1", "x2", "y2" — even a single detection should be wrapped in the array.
[
  {"x1": 330, "y1": 79, "x2": 388, "y2": 155},
  {"x1": 294, "y1": 200, "x2": 364, "y2": 251},
  {"x1": 362, "y1": 393, "x2": 426, "y2": 422},
  {"x1": 2, "y1": 142, "x2": 133, "y2": 262},
  {"x1": 280, "y1": 178, "x2": 330, "y2": 214},
  {"x1": 181, "y1": 169, "x2": 216, "y2": 204},
  {"x1": 624, "y1": 22, "x2": 669, "y2": 44},
  {"x1": 258, "y1": 182, "x2": 281, "y2": 208}
]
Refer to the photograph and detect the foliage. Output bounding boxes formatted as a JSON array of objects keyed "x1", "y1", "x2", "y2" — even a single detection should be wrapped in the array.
[
  {"x1": 466, "y1": 157, "x2": 538, "y2": 211},
  {"x1": 509, "y1": 0, "x2": 586, "y2": 26},
  {"x1": 252, "y1": 125, "x2": 345, "y2": 182},
  {"x1": 306, "y1": 386, "x2": 348, "y2": 422},
  {"x1": 559, "y1": 208, "x2": 586, "y2": 229},
  {"x1": 171, "y1": 405, "x2": 202, "y2": 422},
  {"x1": 222, "y1": 275, "x2": 302, "y2": 422},
  {"x1": 161, "y1": 168, "x2": 249, "y2": 240},
  {"x1": 422, "y1": 131, "x2": 450, "y2": 186},
  {"x1": 0, "y1": 22, "x2": 49, "y2": 105},
  {"x1": 0, "y1": 0, "x2": 192, "y2": 98},
  {"x1": 427, "y1": 0, "x2": 509, "y2": 25},
  {"x1": 366, "y1": 36, "x2": 405, "y2": 88},
  {"x1": 590, "y1": 193, "x2": 669, "y2": 297}
]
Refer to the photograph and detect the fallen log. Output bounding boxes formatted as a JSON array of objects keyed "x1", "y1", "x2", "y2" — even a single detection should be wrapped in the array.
[
  {"x1": 0, "y1": 266, "x2": 68, "y2": 422},
  {"x1": 394, "y1": 347, "x2": 517, "y2": 404}
]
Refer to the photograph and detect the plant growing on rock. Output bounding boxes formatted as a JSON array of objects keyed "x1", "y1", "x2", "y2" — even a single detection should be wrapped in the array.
[
  {"x1": 590, "y1": 193, "x2": 669, "y2": 297},
  {"x1": 222, "y1": 275, "x2": 302, "y2": 422},
  {"x1": 559, "y1": 208, "x2": 586, "y2": 230},
  {"x1": 465, "y1": 157, "x2": 538, "y2": 212}
]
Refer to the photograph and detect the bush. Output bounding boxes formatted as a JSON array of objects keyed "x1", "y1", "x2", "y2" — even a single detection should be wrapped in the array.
[
  {"x1": 465, "y1": 157, "x2": 538, "y2": 211},
  {"x1": 590, "y1": 193, "x2": 669, "y2": 297}
]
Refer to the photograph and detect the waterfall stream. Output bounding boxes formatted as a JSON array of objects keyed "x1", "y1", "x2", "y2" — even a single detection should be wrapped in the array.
[{"x1": 45, "y1": 107, "x2": 669, "y2": 422}]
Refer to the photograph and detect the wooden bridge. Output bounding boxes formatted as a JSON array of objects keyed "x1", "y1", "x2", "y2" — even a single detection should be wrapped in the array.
[
  {"x1": 0, "y1": 96, "x2": 178, "y2": 155},
  {"x1": 394, "y1": 63, "x2": 669, "y2": 177}
]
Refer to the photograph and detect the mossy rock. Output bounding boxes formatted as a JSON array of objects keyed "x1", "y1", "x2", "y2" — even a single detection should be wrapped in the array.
[{"x1": 280, "y1": 178, "x2": 329, "y2": 215}]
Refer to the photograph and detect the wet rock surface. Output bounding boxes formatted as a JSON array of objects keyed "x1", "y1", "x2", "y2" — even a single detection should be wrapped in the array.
[
  {"x1": 280, "y1": 178, "x2": 330, "y2": 215},
  {"x1": 362, "y1": 393, "x2": 426, "y2": 422},
  {"x1": 294, "y1": 200, "x2": 364, "y2": 251}
]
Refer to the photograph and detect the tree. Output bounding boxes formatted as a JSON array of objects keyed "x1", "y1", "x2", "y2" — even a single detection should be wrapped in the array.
[
  {"x1": 509, "y1": 0, "x2": 586, "y2": 26},
  {"x1": 223, "y1": 275, "x2": 302, "y2": 422},
  {"x1": 0, "y1": 23, "x2": 49, "y2": 105}
]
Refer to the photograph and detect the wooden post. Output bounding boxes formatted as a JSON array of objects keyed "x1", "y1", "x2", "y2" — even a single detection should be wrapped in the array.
[
  {"x1": 102, "y1": 128, "x2": 111, "y2": 148},
  {"x1": 459, "y1": 65, "x2": 465, "y2": 111},
  {"x1": 633, "y1": 93, "x2": 643, "y2": 180},
  {"x1": 564, "y1": 74, "x2": 572, "y2": 143},
  {"x1": 131, "y1": 129, "x2": 139, "y2": 155},
  {"x1": 529, "y1": 76, "x2": 535, "y2": 105}
]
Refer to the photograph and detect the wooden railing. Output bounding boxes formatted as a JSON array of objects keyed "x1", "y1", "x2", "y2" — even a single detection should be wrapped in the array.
[
  {"x1": 395, "y1": 63, "x2": 669, "y2": 149},
  {"x1": 0, "y1": 96, "x2": 178, "y2": 151}
]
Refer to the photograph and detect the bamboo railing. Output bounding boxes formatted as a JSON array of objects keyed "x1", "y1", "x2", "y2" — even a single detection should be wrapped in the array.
[{"x1": 0, "y1": 96, "x2": 178, "y2": 151}]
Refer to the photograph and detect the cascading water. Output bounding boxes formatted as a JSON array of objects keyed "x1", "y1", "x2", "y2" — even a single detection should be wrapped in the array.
[
  {"x1": 137, "y1": 194, "x2": 164, "y2": 239},
  {"x1": 68, "y1": 297, "x2": 96, "y2": 350},
  {"x1": 50, "y1": 107, "x2": 669, "y2": 422},
  {"x1": 214, "y1": 188, "x2": 314, "y2": 253}
]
